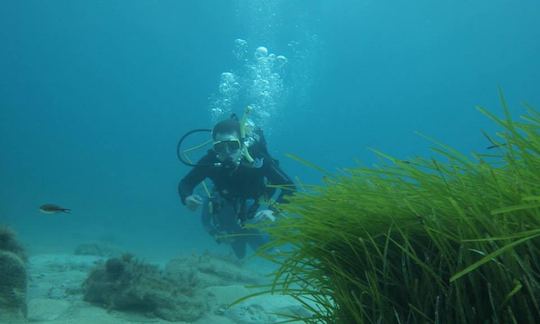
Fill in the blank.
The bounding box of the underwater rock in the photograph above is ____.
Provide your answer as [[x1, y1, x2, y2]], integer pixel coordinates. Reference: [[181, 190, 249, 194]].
[[83, 255, 208, 322], [226, 303, 277, 324], [164, 251, 263, 289], [0, 225, 26, 261], [0, 225, 27, 322]]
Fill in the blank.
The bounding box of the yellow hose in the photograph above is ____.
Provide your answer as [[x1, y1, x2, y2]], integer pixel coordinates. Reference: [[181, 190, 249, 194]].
[[240, 106, 255, 163]]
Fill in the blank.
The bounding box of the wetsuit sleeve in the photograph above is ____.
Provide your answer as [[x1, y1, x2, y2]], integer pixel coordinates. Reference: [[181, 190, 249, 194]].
[[178, 154, 213, 205], [265, 157, 296, 204]]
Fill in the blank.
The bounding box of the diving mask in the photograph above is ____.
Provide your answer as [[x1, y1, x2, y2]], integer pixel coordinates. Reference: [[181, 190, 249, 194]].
[[213, 139, 241, 155]]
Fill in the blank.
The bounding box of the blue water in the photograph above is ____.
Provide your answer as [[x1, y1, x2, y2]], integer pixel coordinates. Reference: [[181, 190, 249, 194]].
[[1, 0, 539, 259]]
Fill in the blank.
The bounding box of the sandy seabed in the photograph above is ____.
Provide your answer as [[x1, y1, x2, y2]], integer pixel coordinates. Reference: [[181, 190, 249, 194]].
[[21, 253, 307, 324]]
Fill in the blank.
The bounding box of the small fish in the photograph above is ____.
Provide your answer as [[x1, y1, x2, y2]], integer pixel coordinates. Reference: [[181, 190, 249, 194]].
[[39, 204, 71, 214]]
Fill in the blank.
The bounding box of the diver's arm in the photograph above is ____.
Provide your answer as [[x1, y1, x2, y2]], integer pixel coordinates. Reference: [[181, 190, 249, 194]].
[[178, 155, 213, 204], [178, 169, 205, 204], [265, 158, 296, 204]]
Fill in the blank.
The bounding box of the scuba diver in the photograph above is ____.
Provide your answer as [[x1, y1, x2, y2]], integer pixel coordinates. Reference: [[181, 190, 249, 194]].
[[177, 109, 295, 259]]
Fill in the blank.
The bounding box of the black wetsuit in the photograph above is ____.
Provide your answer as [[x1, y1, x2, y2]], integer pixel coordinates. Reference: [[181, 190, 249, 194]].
[[178, 141, 295, 258]]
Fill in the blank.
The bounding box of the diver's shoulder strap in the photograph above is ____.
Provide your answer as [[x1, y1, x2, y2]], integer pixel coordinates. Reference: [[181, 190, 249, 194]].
[[250, 128, 270, 156]]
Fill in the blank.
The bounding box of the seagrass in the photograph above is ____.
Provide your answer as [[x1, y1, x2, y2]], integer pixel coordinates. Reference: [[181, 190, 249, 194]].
[[256, 92, 540, 323]]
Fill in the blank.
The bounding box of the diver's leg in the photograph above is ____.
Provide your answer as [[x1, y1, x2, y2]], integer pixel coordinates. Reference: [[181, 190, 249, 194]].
[[230, 239, 247, 259], [200, 197, 217, 237], [245, 228, 270, 253]]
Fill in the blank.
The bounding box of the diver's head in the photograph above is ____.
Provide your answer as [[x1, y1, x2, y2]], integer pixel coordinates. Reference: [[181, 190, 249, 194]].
[[212, 119, 243, 167]]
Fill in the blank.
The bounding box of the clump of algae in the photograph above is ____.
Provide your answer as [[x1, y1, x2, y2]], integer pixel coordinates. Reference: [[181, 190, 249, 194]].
[[258, 92, 540, 323]]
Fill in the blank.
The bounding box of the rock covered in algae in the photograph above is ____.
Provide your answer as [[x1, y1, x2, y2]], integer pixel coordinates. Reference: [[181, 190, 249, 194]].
[[0, 226, 27, 323], [164, 251, 263, 289], [83, 253, 208, 322]]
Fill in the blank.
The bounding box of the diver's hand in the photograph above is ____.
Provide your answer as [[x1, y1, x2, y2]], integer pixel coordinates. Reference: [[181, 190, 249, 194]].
[[253, 209, 276, 223], [185, 194, 203, 211]]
